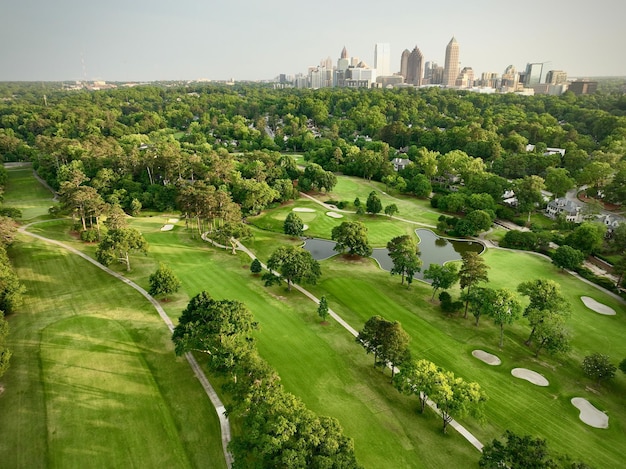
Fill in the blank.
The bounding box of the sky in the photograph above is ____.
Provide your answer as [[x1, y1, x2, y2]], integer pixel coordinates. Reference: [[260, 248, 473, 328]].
[[1, 0, 624, 82]]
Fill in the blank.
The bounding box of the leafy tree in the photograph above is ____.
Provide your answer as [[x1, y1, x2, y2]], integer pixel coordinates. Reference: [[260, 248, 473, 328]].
[[582, 353, 617, 384], [424, 263, 459, 300], [148, 263, 181, 300], [485, 288, 523, 347], [0, 311, 10, 378], [331, 221, 372, 257], [533, 314, 570, 357], [564, 222, 606, 255], [479, 431, 559, 469], [464, 286, 494, 327], [317, 295, 329, 322], [518, 279, 570, 346], [217, 222, 252, 255], [386, 235, 422, 286], [384, 203, 398, 217], [104, 204, 128, 231], [620, 358, 626, 375], [393, 359, 439, 413], [514, 175, 545, 224], [95, 227, 147, 271], [356, 315, 386, 366], [353, 197, 361, 208], [171, 291, 257, 373], [283, 211, 304, 237], [264, 245, 321, 291], [457, 210, 493, 236], [430, 370, 487, 433], [250, 258, 262, 275], [406, 173, 432, 198], [459, 252, 490, 318], [378, 320, 411, 380], [0, 251, 25, 314], [552, 245, 585, 271], [545, 167, 575, 198], [366, 191, 382, 215]]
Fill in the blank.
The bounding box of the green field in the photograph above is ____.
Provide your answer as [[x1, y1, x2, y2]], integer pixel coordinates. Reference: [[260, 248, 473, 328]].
[[2, 168, 625, 468]]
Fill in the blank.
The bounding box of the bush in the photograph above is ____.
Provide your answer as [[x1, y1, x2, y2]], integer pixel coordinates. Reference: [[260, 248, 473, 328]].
[[0, 207, 22, 219], [80, 229, 99, 242]]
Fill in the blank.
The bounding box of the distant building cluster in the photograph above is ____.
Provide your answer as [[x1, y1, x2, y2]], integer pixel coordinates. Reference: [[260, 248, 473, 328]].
[[276, 38, 598, 96]]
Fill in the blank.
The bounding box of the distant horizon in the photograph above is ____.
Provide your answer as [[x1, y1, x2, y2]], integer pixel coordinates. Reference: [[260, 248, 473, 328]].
[[2, 1, 624, 82]]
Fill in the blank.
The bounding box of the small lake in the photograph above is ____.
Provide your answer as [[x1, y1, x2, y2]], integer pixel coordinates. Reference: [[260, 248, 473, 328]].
[[302, 229, 484, 281]]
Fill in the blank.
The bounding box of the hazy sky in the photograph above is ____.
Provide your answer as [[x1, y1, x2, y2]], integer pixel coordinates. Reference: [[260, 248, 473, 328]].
[[1, 0, 624, 82]]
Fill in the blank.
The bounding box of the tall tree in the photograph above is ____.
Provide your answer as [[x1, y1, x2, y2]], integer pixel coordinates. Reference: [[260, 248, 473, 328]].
[[95, 227, 147, 271], [552, 245, 585, 271], [317, 295, 329, 322], [283, 211, 304, 237], [485, 288, 523, 347], [533, 314, 570, 358], [171, 291, 257, 374], [423, 263, 459, 300], [386, 235, 422, 286], [366, 190, 382, 215], [545, 167, 575, 198], [459, 252, 490, 318], [356, 315, 386, 366], [514, 175, 545, 224], [430, 370, 487, 434], [331, 221, 372, 257], [148, 263, 181, 300], [264, 245, 321, 291], [517, 279, 570, 346], [393, 359, 439, 413], [479, 431, 559, 469], [378, 320, 411, 380]]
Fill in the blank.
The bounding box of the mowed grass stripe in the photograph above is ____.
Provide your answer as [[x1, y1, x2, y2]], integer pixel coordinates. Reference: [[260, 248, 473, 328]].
[[41, 316, 190, 469], [4, 168, 56, 220], [128, 222, 480, 468], [1, 237, 227, 469]]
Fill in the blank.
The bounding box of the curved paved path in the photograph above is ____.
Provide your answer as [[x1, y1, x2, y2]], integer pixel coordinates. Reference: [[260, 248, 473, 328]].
[[19, 221, 234, 468], [204, 233, 484, 452]]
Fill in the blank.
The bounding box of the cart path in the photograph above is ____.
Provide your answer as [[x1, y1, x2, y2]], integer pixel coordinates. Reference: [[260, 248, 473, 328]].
[[18, 221, 233, 468], [204, 233, 484, 452]]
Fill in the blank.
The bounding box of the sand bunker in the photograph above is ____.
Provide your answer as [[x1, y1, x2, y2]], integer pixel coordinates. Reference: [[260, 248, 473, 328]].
[[326, 212, 343, 219], [160, 224, 174, 232], [293, 207, 315, 213], [571, 397, 609, 428], [581, 296, 616, 316], [167, 218, 179, 223], [511, 368, 549, 386], [302, 224, 309, 231], [472, 350, 501, 366]]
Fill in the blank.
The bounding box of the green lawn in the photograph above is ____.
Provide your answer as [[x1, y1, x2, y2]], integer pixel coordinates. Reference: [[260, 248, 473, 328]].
[[4, 169, 626, 468], [0, 230, 227, 468], [3, 167, 56, 220]]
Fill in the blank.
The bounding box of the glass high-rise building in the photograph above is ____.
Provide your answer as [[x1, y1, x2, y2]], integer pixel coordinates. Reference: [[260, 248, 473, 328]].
[[443, 36, 460, 87], [374, 43, 391, 77], [524, 63, 543, 87], [406, 46, 424, 86]]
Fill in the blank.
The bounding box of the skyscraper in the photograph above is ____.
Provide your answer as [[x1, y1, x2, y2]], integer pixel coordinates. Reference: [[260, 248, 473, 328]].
[[545, 70, 567, 85], [400, 49, 410, 81], [524, 63, 543, 87], [374, 43, 391, 77], [443, 36, 460, 87], [406, 46, 424, 86]]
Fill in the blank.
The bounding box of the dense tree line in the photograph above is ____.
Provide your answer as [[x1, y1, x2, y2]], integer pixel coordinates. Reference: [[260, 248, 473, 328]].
[[172, 291, 361, 468]]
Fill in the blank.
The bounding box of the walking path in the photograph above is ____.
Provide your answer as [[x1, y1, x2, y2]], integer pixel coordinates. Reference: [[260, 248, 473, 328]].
[[18, 221, 234, 468], [203, 232, 484, 452]]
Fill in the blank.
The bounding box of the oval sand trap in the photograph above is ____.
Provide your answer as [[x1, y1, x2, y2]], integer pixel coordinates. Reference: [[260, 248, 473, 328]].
[[293, 207, 315, 213], [511, 368, 549, 386], [326, 212, 343, 219], [302, 224, 309, 231], [571, 397, 608, 428], [161, 224, 174, 231], [167, 218, 179, 223], [472, 350, 501, 366], [580, 296, 616, 316]]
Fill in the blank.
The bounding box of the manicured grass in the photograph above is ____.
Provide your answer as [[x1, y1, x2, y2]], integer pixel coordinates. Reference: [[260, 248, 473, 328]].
[[3, 167, 57, 220], [0, 232, 227, 468]]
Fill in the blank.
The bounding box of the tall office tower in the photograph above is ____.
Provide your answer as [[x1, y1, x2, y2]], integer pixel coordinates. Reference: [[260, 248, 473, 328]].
[[374, 43, 392, 77], [406, 46, 424, 86], [400, 49, 410, 81], [341, 46, 348, 60], [545, 70, 567, 85], [321, 56, 333, 70], [456, 66, 474, 88], [501, 64, 519, 91], [443, 36, 460, 87], [524, 63, 543, 87]]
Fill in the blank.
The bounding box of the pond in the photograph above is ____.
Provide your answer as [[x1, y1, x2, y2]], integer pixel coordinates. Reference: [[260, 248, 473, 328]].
[[302, 229, 484, 281]]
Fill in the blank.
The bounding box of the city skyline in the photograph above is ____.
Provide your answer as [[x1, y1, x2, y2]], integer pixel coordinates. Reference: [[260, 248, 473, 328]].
[[1, 0, 625, 82]]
